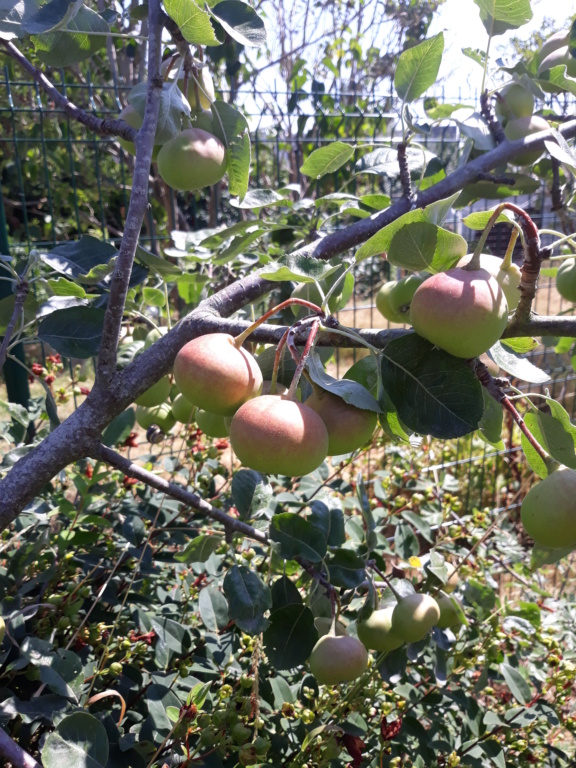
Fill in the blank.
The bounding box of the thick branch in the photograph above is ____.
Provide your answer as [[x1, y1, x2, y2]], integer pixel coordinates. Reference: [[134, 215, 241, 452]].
[[92, 445, 268, 545], [0, 41, 137, 143], [0, 727, 41, 768], [0, 281, 27, 370], [95, 0, 164, 386]]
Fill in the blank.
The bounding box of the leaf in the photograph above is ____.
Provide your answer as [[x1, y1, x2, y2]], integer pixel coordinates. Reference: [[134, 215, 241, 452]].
[[270, 513, 327, 562], [455, 174, 539, 207], [39, 235, 117, 281], [209, 0, 266, 47], [263, 604, 317, 669], [306, 352, 380, 412], [199, 587, 229, 632], [42, 712, 109, 768], [23, 0, 82, 34], [501, 337, 539, 353], [489, 342, 550, 384], [309, 500, 345, 547], [355, 146, 436, 178], [387, 221, 466, 273], [462, 47, 486, 67], [523, 401, 576, 470], [270, 575, 302, 611], [380, 335, 484, 439], [33, 6, 109, 67], [473, 0, 533, 37], [164, 0, 220, 45], [500, 663, 532, 705], [259, 253, 335, 283], [326, 549, 366, 588], [451, 109, 495, 150], [47, 278, 87, 298], [0, 0, 38, 40], [231, 469, 273, 520], [135, 246, 182, 278], [300, 142, 355, 179], [230, 188, 286, 209], [38, 306, 105, 358], [101, 408, 135, 447], [223, 565, 271, 634], [478, 388, 504, 447], [395, 523, 420, 560], [142, 287, 166, 308], [210, 100, 251, 199], [175, 534, 223, 563], [462, 209, 515, 230], [128, 82, 190, 145], [394, 33, 444, 102]]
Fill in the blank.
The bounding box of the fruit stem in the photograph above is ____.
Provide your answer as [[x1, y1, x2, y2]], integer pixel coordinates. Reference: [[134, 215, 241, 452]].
[[368, 562, 403, 602], [469, 203, 508, 269], [233, 298, 323, 348], [501, 228, 519, 271], [270, 327, 291, 395], [322, 262, 354, 313], [287, 319, 320, 401]]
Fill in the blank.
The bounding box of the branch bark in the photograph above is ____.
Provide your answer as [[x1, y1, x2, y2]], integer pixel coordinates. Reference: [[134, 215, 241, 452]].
[[0, 727, 42, 768]]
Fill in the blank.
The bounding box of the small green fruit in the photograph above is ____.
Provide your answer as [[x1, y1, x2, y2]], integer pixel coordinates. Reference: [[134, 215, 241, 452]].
[[494, 84, 534, 124], [538, 30, 570, 66], [457, 253, 521, 310], [157, 128, 227, 191], [521, 466, 576, 549], [187, 68, 216, 110], [135, 376, 172, 407], [171, 393, 196, 423], [538, 46, 576, 78], [376, 275, 427, 324], [117, 105, 161, 160], [436, 594, 465, 630], [391, 594, 440, 643], [314, 616, 348, 637], [174, 333, 263, 416], [410, 267, 508, 358], [231, 723, 252, 744], [556, 257, 576, 302], [230, 396, 328, 476], [144, 327, 168, 349], [196, 409, 229, 438], [357, 607, 404, 652], [189, 109, 215, 133], [135, 403, 176, 433], [304, 389, 377, 455], [504, 116, 550, 166], [309, 635, 368, 685]]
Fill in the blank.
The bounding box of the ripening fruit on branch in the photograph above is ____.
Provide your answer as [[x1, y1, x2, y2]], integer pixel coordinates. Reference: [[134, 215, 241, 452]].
[[520, 466, 576, 549], [309, 635, 368, 685], [230, 395, 329, 476], [391, 593, 441, 643], [538, 30, 570, 66], [556, 257, 576, 302], [376, 274, 427, 324], [457, 253, 521, 310], [409, 267, 508, 358], [504, 116, 550, 166], [173, 333, 263, 416], [135, 403, 176, 433], [357, 607, 404, 652], [196, 410, 229, 438], [436, 594, 465, 630], [117, 105, 161, 160], [171, 393, 196, 424], [314, 616, 348, 637], [305, 389, 377, 455], [494, 84, 535, 124], [157, 128, 227, 191], [538, 46, 576, 78], [135, 376, 172, 407]]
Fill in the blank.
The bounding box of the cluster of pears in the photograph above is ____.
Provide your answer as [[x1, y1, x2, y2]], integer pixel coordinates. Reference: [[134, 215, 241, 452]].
[[521, 464, 576, 551], [118, 55, 227, 192], [309, 566, 464, 685], [171, 332, 378, 476]]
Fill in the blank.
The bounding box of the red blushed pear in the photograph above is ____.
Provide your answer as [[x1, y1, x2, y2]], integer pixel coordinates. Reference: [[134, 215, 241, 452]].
[[229, 395, 329, 476], [305, 388, 377, 455], [174, 333, 263, 417], [409, 262, 508, 359]]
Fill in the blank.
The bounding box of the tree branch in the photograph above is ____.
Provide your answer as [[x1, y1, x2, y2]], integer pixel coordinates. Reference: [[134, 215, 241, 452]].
[[92, 444, 269, 545], [0, 726, 42, 768], [0, 40, 137, 143]]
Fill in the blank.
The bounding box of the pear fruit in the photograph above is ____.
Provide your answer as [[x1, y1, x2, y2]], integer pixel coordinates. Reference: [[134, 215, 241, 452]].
[[161, 57, 215, 109], [520, 466, 576, 549], [538, 30, 570, 66], [117, 105, 161, 160], [135, 375, 172, 407], [196, 409, 229, 438], [357, 607, 404, 652], [314, 617, 348, 637], [538, 46, 576, 78], [157, 128, 227, 191], [309, 635, 368, 685], [556, 257, 576, 302], [304, 389, 377, 455], [135, 403, 176, 433], [376, 274, 427, 324], [494, 84, 534, 124], [171, 393, 196, 424], [391, 594, 440, 643], [144, 327, 168, 349], [504, 116, 550, 166], [174, 333, 263, 417], [436, 595, 465, 630], [410, 267, 508, 358], [230, 395, 329, 476], [457, 253, 521, 310]]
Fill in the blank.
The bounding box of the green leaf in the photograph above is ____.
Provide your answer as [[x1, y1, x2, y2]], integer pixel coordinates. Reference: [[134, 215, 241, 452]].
[[523, 401, 576, 470], [223, 565, 271, 634], [209, 0, 266, 47], [136, 246, 183, 278], [198, 587, 229, 631], [300, 141, 355, 179], [500, 663, 532, 705], [489, 342, 550, 384], [128, 82, 190, 144], [164, 0, 220, 45], [270, 513, 327, 562], [462, 47, 486, 68], [355, 146, 436, 178], [259, 253, 335, 283], [326, 549, 366, 588], [175, 534, 223, 563], [501, 337, 539, 353], [462, 209, 515, 230], [387, 221, 467, 273], [263, 604, 317, 669], [380, 335, 484, 439], [42, 712, 109, 768], [101, 408, 135, 447], [0, 0, 38, 41], [309, 500, 345, 547], [256, 344, 333, 389], [456, 174, 539, 207], [306, 352, 380, 412], [142, 287, 166, 307], [394, 33, 444, 102], [23, 0, 82, 34], [473, 0, 532, 37], [211, 100, 251, 199], [40, 235, 117, 281], [271, 575, 302, 610], [38, 306, 105, 358], [33, 6, 109, 67], [230, 188, 286, 209], [478, 388, 504, 448], [47, 278, 87, 298], [395, 523, 420, 560]]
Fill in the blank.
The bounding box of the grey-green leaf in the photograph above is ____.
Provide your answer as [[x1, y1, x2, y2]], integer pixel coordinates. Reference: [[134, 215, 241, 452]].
[[209, 0, 266, 47], [394, 33, 444, 102], [270, 513, 327, 562], [199, 587, 229, 631], [500, 663, 532, 705], [211, 100, 251, 199], [42, 712, 109, 768], [300, 142, 355, 179], [175, 534, 223, 563], [164, 0, 220, 45], [263, 605, 317, 670], [223, 565, 271, 634], [474, 0, 533, 37], [38, 307, 105, 359], [33, 6, 109, 67], [489, 342, 550, 384]]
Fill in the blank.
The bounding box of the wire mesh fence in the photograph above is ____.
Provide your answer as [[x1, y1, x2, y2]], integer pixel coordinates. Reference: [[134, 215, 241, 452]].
[[1, 69, 576, 517]]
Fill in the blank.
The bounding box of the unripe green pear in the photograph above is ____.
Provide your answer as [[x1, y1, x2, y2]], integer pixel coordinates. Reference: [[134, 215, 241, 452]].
[[189, 109, 215, 133], [135, 403, 176, 433], [304, 389, 377, 455], [457, 253, 521, 310], [391, 593, 441, 643], [504, 116, 550, 166], [230, 395, 329, 476], [410, 267, 508, 358], [290, 282, 330, 316], [309, 635, 368, 685], [436, 594, 465, 630], [117, 105, 161, 160], [376, 275, 427, 324], [135, 375, 172, 407], [187, 68, 215, 109], [196, 409, 229, 438], [538, 30, 570, 65], [144, 327, 168, 349], [314, 616, 348, 637], [538, 46, 576, 78], [173, 333, 263, 416], [357, 607, 404, 652], [556, 257, 576, 302], [494, 84, 534, 124], [157, 128, 227, 191], [521, 466, 576, 549], [171, 393, 196, 423], [443, 562, 459, 593]]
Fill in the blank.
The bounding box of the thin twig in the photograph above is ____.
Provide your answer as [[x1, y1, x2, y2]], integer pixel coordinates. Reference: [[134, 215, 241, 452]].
[[480, 89, 506, 145], [0, 281, 27, 370], [397, 141, 413, 200]]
